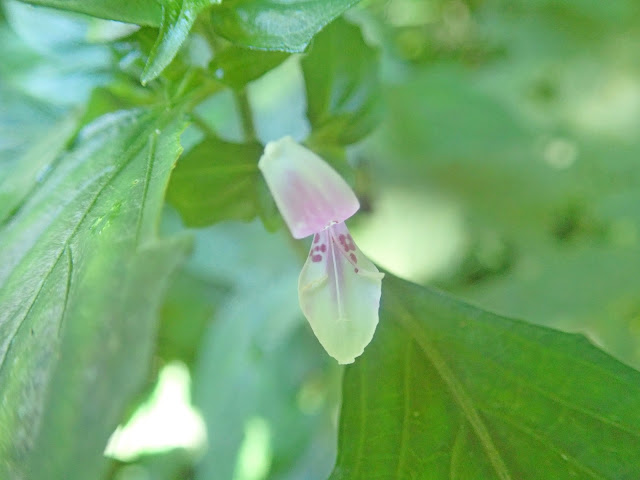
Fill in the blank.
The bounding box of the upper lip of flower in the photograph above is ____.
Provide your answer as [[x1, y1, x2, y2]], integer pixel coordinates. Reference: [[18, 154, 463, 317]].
[[258, 136, 360, 239]]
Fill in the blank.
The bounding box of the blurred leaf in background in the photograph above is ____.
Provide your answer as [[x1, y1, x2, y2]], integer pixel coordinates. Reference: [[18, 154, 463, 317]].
[[357, 0, 640, 369]]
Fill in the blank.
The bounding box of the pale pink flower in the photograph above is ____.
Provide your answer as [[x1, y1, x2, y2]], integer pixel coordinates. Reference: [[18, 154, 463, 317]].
[[259, 137, 383, 364]]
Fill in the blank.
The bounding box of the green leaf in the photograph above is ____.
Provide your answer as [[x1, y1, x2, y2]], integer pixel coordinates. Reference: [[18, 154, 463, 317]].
[[166, 136, 262, 227], [211, 45, 288, 89], [141, 0, 213, 84], [19, 0, 162, 26], [302, 18, 380, 145], [0, 109, 190, 479], [210, 0, 360, 52], [0, 112, 79, 225], [189, 222, 338, 480], [157, 269, 225, 369], [332, 275, 640, 479]]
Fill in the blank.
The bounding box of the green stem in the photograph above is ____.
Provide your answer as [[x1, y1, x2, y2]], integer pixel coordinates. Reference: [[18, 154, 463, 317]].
[[190, 114, 221, 140], [234, 89, 257, 142]]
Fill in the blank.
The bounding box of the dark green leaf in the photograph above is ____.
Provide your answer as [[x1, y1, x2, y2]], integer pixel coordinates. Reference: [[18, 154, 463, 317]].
[[0, 109, 190, 479], [210, 0, 360, 52], [211, 45, 288, 89], [167, 136, 262, 227], [302, 18, 380, 145], [19, 0, 162, 26], [332, 275, 640, 479]]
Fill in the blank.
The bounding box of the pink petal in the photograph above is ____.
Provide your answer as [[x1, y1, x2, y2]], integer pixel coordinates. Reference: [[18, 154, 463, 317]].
[[258, 137, 360, 239]]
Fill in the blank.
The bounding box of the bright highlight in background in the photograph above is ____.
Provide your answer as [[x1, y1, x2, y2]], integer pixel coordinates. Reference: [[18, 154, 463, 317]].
[[105, 362, 206, 461], [355, 187, 466, 283], [234, 417, 272, 480]]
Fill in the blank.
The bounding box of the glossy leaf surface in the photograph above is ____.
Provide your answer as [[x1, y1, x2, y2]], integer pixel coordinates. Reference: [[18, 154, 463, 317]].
[[210, 0, 359, 52]]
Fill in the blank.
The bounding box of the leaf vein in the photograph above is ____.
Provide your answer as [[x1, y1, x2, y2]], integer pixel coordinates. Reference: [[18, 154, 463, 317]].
[[393, 301, 513, 480]]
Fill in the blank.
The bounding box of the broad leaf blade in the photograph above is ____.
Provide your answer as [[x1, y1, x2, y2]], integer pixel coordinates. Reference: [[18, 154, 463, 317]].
[[302, 18, 380, 145], [332, 275, 640, 479], [210, 0, 360, 52], [166, 137, 262, 227], [0, 109, 190, 479], [19, 0, 162, 26]]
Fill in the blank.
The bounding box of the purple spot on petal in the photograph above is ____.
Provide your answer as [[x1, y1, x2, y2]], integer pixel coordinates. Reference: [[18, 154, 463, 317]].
[[312, 254, 322, 263], [320, 244, 327, 252], [354, 268, 359, 273], [314, 234, 320, 243], [350, 253, 357, 263]]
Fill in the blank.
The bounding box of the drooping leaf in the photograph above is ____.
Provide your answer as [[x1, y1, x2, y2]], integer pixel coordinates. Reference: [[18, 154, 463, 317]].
[[331, 275, 640, 479], [210, 45, 288, 89], [18, 0, 162, 27], [0, 109, 190, 480], [141, 0, 214, 84], [210, 0, 360, 52], [302, 18, 380, 145], [167, 136, 262, 227]]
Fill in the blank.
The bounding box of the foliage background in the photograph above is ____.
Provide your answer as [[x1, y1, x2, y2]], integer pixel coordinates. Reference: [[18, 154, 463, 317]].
[[1, 0, 640, 479]]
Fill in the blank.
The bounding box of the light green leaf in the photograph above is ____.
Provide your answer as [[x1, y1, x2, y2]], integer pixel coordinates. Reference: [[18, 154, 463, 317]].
[[157, 269, 225, 369], [18, 0, 162, 26], [331, 275, 640, 479], [371, 63, 640, 367], [189, 221, 338, 480], [302, 18, 380, 145], [141, 0, 214, 84], [210, 0, 360, 52], [0, 109, 190, 479], [0, 112, 79, 225], [166, 136, 262, 227]]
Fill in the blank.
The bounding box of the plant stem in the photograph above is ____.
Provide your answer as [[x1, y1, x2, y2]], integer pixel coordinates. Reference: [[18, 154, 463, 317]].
[[234, 89, 257, 142], [190, 113, 221, 140]]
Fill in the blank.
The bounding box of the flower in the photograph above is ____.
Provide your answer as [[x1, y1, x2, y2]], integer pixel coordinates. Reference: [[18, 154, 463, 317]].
[[258, 136, 360, 239], [259, 137, 383, 364]]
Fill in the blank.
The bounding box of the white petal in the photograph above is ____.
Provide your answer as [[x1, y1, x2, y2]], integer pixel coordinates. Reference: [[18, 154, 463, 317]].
[[258, 137, 360, 239], [298, 223, 383, 364]]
